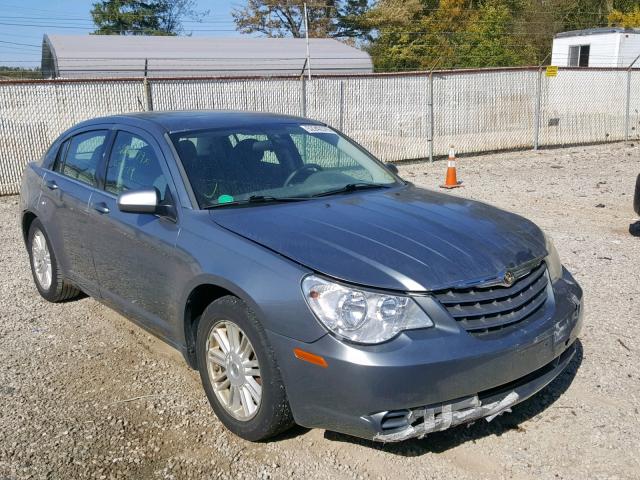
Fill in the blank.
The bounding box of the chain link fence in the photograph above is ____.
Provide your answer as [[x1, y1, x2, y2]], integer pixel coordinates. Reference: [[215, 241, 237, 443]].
[[433, 68, 538, 156], [539, 69, 628, 146], [1, 67, 638, 195], [0, 80, 144, 195]]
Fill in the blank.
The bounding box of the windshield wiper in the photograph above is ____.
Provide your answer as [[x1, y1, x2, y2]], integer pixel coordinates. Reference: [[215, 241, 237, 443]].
[[247, 195, 310, 203], [203, 195, 309, 209], [311, 183, 391, 198]]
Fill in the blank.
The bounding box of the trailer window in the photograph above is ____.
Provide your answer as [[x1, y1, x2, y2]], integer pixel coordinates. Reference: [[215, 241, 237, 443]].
[[569, 45, 589, 67]]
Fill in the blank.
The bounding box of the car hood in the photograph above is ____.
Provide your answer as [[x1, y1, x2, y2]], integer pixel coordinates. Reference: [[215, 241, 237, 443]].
[[210, 185, 547, 292]]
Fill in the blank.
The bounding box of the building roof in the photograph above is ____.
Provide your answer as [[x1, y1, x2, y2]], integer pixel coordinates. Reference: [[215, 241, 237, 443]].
[[555, 27, 640, 39], [41, 34, 373, 79]]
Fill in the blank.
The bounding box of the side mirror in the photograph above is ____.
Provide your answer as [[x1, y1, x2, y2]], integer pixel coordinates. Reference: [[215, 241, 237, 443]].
[[117, 188, 159, 214], [385, 162, 399, 175]]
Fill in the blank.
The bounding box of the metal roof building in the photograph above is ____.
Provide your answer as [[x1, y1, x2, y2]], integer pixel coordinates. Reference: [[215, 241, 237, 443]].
[[41, 35, 373, 79]]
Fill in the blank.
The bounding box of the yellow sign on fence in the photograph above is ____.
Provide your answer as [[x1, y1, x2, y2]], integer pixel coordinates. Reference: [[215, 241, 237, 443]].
[[545, 66, 558, 77]]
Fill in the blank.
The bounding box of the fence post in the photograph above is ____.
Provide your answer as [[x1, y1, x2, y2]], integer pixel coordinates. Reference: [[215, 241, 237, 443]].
[[625, 69, 632, 141], [428, 71, 434, 162], [300, 75, 307, 118], [533, 67, 543, 150], [143, 58, 153, 111], [625, 54, 640, 141], [339, 80, 344, 131]]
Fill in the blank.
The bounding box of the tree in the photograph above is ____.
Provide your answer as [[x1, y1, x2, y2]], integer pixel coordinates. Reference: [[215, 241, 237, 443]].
[[458, 0, 537, 68], [231, 0, 370, 38], [0, 66, 41, 80], [232, 0, 640, 71], [361, 0, 477, 70], [608, 6, 640, 27], [361, 0, 640, 71], [91, 0, 206, 35]]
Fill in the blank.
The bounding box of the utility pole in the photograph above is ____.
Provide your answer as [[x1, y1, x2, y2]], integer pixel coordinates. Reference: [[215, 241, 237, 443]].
[[304, 2, 312, 80]]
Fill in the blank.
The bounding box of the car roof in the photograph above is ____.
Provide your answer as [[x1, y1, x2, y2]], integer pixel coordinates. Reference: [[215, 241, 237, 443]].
[[73, 110, 324, 134]]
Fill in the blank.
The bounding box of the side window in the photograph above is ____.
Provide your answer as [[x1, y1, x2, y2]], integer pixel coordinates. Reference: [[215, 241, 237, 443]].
[[105, 131, 168, 201], [59, 131, 108, 186]]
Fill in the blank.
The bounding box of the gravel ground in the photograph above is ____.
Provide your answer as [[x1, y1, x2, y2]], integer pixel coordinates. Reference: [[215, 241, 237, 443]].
[[1, 141, 639, 480]]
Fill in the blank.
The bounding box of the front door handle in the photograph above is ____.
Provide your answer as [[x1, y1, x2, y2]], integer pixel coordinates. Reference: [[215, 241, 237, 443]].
[[92, 202, 110, 214], [45, 180, 58, 191]]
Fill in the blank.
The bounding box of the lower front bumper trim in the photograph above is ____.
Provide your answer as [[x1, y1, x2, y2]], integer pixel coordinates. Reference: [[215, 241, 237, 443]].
[[372, 342, 576, 442], [373, 391, 520, 442]]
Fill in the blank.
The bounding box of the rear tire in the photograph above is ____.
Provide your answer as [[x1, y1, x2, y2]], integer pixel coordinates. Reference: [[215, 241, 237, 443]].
[[27, 218, 81, 302], [196, 296, 294, 441]]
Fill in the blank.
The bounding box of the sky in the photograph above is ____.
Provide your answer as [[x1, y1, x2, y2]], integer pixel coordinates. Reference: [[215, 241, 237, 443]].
[[0, 0, 242, 67]]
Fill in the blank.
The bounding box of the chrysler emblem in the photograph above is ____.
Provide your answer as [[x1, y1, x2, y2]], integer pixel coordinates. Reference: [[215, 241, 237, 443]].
[[503, 271, 516, 286]]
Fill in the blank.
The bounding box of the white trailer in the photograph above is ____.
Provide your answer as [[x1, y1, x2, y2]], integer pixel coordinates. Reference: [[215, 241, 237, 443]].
[[551, 27, 640, 68]]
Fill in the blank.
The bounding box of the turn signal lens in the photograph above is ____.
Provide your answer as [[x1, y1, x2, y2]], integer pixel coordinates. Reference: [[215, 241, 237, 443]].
[[293, 348, 328, 368]]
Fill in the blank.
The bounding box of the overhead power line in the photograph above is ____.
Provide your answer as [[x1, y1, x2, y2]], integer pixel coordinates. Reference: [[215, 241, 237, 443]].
[[0, 47, 41, 54], [0, 13, 616, 27], [0, 15, 236, 24], [0, 39, 40, 48]]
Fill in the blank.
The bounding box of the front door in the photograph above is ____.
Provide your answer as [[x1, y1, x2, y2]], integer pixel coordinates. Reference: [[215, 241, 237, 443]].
[[88, 128, 183, 341]]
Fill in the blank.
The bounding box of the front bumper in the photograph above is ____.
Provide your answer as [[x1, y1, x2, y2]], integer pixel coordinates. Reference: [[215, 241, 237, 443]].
[[268, 268, 583, 441]]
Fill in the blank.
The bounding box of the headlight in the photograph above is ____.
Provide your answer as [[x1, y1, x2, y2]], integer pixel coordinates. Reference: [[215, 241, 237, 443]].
[[301, 275, 433, 344], [544, 233, 562, 282]]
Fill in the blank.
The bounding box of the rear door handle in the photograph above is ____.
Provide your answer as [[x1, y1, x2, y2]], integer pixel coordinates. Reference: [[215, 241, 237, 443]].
[[92, 202, 110, 214], [45, 180, 58, 191]]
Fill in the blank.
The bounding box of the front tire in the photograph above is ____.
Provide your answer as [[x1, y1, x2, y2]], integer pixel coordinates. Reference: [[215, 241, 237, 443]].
[[27, 218, 80, 302], [196, 296, 294, 441]]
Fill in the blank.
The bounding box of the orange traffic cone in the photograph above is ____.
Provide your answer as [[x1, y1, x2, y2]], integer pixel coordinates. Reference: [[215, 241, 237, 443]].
[[440, 147, 462, 189]]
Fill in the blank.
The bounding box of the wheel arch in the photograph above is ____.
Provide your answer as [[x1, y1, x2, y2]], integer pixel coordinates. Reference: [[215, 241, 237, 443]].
[[21, 210, 38, 244], [182, 280, 258, 369]]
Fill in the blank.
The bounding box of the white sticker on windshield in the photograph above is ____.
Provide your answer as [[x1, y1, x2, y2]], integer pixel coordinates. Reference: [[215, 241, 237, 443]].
[[300, 124, 336, 134]]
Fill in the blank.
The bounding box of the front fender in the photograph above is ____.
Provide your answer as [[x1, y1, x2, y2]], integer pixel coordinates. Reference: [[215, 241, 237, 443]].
[[175, 213, 328, 345]]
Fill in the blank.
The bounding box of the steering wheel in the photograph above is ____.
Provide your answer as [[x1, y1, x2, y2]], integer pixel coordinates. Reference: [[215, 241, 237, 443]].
[[284, 164, 323, 186]]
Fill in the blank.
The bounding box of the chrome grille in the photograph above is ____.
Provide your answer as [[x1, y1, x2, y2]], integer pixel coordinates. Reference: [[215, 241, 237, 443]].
[[434, 262, 549, 334]]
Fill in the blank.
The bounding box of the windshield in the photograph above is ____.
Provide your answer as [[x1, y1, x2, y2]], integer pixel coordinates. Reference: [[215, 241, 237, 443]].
[[169, 123, 399, 208]]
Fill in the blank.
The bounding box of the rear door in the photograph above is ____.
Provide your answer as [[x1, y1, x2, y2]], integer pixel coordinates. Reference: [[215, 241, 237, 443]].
[[39, 128, 111, 295], [88, 127, 183, 340]]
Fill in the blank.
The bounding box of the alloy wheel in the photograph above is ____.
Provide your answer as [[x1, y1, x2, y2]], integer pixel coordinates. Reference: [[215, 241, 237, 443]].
[[32, 230, 52, 290], [206, 320, 262, 421]]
